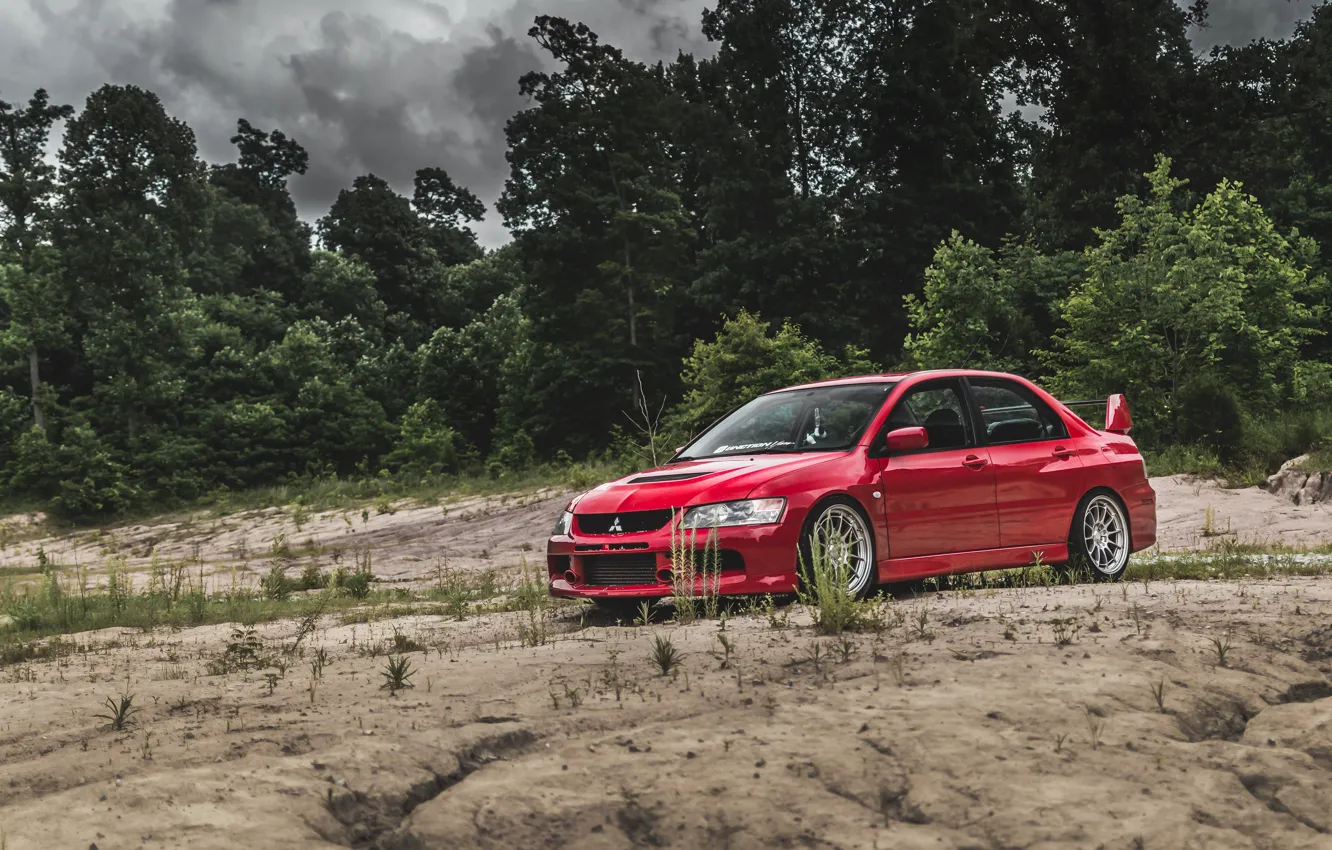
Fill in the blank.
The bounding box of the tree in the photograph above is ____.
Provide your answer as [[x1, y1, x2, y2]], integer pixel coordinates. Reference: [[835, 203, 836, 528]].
[[54, 84, 208, 441], [1020, 0, 1208, 249], [0, 89, 74, 429], [499, 17, 698, 452], [671, 309, 876, 434], [1045, 156, 1327, 444], [904, 233, 1081, 373], [208, 119, 313, 301], [412, 166, 485, 267], [319, 174, 442, 345]]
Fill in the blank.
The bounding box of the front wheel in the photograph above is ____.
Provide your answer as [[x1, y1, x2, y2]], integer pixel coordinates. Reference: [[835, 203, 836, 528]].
[[799, 498, 877, 600], [1071, 491, 1131, 581]]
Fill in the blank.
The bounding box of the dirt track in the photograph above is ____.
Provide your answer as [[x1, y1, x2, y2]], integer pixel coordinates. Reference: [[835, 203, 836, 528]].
[[3, 577, 1332, 848], [2, 476, 1330, 595]]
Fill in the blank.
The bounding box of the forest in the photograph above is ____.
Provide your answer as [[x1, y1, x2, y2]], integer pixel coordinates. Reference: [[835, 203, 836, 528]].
[[2, 0, 1332, 522]]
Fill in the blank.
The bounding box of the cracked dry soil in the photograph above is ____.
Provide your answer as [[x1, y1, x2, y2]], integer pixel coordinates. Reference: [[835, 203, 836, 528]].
[[3, 577, 1332, 849]]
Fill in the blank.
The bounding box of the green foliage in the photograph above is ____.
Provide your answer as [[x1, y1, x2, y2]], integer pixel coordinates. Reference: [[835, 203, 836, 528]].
[[1046, 156, 1328, 447], [9, 10, 1332, 516], [905, 235, 1081, 373], [382, 399, 463, 477], [672, 310, 877, 435]]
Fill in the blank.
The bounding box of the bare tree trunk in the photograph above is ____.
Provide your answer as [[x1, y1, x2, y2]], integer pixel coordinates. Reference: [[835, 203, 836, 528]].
[[27, 343, 45, 431]]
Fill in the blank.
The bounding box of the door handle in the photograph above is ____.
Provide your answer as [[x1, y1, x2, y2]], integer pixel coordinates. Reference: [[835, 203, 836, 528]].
[[1052, 447, 1075, 459], [962, 455, 989, 470]]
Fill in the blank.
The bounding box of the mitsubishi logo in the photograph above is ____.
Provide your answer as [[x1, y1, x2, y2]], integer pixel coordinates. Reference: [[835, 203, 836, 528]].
[[608, 516, 624, 533]]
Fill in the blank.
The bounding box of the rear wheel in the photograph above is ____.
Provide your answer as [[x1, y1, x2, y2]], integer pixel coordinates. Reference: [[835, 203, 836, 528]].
[[1071, 491, 1130, 581], [799, 497, 876, 599]]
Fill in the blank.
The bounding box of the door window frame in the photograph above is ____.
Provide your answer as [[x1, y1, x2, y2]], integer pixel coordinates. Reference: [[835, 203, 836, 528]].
[[873, 377, 980, 457], [962, 377, 1068, 447]]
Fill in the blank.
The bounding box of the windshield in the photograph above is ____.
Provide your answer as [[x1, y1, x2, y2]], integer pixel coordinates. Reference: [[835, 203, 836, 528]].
[[676, 383, 895, 460]]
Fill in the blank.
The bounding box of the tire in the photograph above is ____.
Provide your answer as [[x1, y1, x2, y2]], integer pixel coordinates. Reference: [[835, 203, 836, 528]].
[[799, 496, 877, 600], [1070, 490, 1131, 581]]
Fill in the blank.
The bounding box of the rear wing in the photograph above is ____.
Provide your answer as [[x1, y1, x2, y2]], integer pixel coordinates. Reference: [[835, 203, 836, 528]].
[[1059, 394, 1132, 435]]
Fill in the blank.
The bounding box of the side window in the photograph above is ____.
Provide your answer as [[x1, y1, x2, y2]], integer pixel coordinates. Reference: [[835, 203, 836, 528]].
[[885, 381, 975, 450], [969, 379, 1068, 444]]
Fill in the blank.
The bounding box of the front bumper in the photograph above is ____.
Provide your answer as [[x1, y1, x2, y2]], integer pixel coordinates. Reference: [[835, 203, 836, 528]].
[[546, 520, 801, 599]]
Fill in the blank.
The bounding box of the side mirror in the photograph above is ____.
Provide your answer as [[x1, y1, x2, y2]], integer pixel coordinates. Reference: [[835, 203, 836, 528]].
[[1105, 394, 1132, 434], [885, 426, 929, 453]]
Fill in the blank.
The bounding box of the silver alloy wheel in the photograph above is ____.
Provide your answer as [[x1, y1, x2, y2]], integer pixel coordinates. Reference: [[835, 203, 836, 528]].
[[811, 504, 874, 597], [1082, 494, 1129, 576]]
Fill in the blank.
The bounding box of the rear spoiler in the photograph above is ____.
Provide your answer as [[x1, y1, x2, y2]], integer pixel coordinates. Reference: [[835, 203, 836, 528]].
[[1059, 394, 1133, 435]]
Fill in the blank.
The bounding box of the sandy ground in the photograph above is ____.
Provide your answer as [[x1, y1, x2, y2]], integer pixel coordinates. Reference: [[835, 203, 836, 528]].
[[2, 578, 1332, 848], [2, 475, 1329, 596], [0, 487, 571, 590]]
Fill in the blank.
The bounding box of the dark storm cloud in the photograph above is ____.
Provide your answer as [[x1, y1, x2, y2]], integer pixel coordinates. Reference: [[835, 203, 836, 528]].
[[0, 0, 711, 247]]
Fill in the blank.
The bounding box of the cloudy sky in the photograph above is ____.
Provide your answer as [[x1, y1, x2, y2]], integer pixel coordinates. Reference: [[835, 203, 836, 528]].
[[0, 0, 1319, 248]]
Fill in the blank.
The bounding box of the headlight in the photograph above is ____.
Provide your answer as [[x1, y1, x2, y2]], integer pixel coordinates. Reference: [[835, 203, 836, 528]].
[[680, 498, 786, 530], [552, 511, 573, 536]]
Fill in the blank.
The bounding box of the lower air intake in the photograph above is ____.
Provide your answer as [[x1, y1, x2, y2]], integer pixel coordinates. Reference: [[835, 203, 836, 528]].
[[582, 553, 659, 586]]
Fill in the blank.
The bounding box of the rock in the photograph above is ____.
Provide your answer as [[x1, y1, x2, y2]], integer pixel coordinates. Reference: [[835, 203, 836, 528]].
[[1296, 472, 1323, 506], [1264, 455, 1332, 505]]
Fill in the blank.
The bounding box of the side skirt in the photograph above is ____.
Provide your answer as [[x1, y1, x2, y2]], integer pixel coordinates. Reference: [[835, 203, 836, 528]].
[[879, 543, 1070, 583]]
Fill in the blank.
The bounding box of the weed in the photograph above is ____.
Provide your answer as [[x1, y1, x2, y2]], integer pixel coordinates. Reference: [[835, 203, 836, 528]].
[[1149, 679, 1167, 713], [834, 634, 858, 664], [803, 641, 828, 675], [1085, 708, 1105, 750], [1054, 732, 1068, 753], [263, 671, 281, 696], [1210, 632, 1233, 667], [1050, 617, 1081, 645], [713, 633, 737, 670], [634, 600, 654, 626], [759, 594, 789, 631], [515, 554, 551, 647], [601, 647, 630, 701], [390, 626, 424, 654], [95, 692, 139, 731], [381, 655, 416, 695], [310, 647, 329, 680], [797, 530, 866, 635], [908, 605, 934, 642], [668, 515, 721, 624], [650, 634, 681, 676]]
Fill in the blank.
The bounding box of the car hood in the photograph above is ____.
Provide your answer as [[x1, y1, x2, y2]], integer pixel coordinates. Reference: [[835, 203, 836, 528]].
[[571, 453, 841, 514]]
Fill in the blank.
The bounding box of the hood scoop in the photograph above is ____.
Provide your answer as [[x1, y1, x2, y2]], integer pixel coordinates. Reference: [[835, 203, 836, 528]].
[[627, 471, 710, 484]]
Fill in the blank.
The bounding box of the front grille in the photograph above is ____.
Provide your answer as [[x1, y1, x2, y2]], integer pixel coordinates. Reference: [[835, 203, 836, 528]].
[[582, 553, 659, 586], [576, 510, 674, 535]]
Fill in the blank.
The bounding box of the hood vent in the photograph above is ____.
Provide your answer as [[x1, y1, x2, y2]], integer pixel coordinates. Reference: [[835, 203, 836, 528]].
[[627, 471, 709, 484]]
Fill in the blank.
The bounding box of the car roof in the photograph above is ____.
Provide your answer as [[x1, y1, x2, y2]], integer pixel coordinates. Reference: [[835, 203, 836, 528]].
[[770, 369, 1021, 394]]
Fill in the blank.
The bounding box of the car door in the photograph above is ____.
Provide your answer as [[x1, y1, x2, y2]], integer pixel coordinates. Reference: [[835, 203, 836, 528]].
[[966, 376, 1087, 549], [876, 378, 999, 558]]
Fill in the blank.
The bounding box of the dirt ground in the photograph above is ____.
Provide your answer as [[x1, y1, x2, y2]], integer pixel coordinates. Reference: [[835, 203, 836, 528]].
[[3, 576, 1332, 848], [2, 474, 1330, 597]]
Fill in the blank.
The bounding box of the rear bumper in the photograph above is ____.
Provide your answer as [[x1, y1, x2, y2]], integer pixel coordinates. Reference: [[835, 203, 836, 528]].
[[546, 521, 801, 599], [1121, 480, 1157, 552]]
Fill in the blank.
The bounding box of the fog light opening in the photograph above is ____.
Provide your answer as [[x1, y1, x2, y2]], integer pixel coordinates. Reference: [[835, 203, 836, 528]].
[[655, 568, 673, 584], [563, 569, 578, 585]]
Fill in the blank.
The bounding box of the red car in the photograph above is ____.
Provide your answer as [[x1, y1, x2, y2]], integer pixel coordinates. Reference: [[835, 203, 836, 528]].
[[547, 370, 1155, 606]]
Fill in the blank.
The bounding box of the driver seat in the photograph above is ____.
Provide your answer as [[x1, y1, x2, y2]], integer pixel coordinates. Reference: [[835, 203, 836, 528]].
[[923, 408, 966, 449]]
